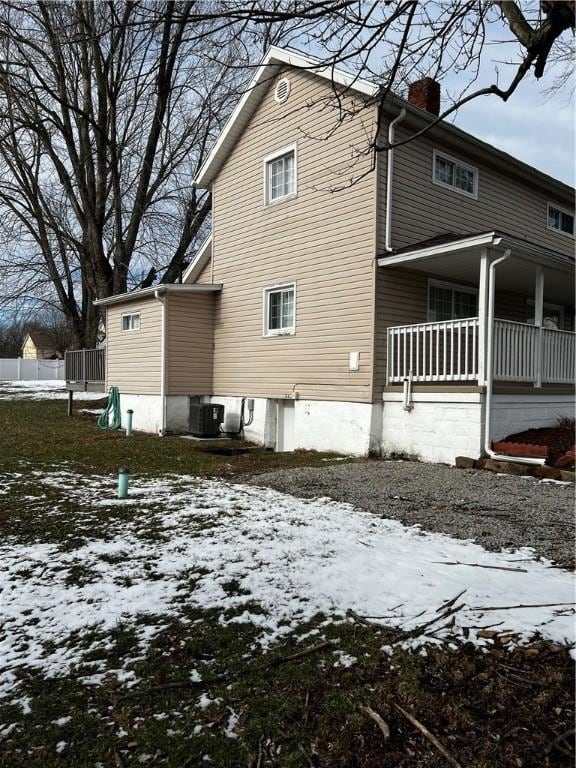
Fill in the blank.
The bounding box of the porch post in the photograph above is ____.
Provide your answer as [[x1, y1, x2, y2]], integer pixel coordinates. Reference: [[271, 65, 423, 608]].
[[477, 248, 490, 385], [534, 265, 544, 388]]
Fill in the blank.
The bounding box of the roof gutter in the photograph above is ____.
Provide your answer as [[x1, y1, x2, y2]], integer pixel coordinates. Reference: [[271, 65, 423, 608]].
[[154, 289, 167, 437], [384, 108, 406, 252], [378, 233, 502, 266], [93, 283, 222, 308]]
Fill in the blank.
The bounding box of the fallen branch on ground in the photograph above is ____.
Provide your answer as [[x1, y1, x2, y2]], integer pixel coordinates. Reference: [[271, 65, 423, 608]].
[[469, 602, 576, 612], [433, 561, 528, 573], [436, 590, 467, 613], [118, 640, 335, 699], [267, 639, 334, 668], [359, 704, 390, 741], [392, 701, 463, 768]]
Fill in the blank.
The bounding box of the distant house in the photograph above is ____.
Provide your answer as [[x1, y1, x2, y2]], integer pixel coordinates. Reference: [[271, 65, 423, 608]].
[[22, 331, 63, 360], [80, 46, 574, 463]]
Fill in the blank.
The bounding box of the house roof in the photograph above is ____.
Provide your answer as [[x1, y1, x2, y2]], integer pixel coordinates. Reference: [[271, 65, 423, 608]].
[[26, 330, 57, 349], [93, 283, 222, 308], [377, 230, 575, 272], [194, 46, 572, 201], [378, 231, 575, 306]]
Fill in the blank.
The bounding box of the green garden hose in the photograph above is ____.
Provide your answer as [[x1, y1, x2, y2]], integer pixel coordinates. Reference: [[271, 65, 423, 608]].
[[97, 386, 122, 430]]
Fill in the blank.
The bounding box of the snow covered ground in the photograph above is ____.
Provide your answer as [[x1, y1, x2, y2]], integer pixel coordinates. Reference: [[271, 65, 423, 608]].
[[0, 380, 105, 401], [1, 470, 574, 711]]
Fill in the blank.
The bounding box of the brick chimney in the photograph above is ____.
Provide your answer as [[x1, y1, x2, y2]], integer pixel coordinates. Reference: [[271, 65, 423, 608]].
[[408, 77, 441, 116]]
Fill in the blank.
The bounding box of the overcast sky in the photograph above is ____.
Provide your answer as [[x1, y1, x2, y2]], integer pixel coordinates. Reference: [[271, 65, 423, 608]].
[[443, 69, 574, 188]]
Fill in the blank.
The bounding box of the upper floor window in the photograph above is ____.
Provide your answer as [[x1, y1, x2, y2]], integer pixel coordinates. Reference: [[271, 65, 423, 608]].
[[433, 150, 478, 199], [264, 145, 296, 205], [428, 280, 478, 322], [263, 283, 295, 336], [121, 312, 140, 331], [547, 203, 574, 237]]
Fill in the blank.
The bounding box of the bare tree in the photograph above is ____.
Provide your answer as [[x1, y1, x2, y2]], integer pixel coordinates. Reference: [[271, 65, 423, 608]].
[[0, 1, 572, 348], [0, 2, 248, 346]]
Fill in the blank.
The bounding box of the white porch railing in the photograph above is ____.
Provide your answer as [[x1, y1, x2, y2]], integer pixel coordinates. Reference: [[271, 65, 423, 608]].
[[493, 319, 575, 384], [387, 317, 479, 383], [387, 317, 575, 385]]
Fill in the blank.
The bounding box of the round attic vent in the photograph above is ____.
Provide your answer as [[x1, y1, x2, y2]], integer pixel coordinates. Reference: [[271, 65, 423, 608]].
[[274, 77, 291, 104]]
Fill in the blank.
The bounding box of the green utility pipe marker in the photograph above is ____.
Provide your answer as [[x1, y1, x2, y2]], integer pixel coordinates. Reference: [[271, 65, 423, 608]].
[[118, 466, 130, 499], [126, 409, 134, 437], [97, 386, 122, 430]]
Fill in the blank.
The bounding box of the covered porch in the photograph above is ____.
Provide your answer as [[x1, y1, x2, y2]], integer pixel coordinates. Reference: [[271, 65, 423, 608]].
[[378, 232, 575, 390]]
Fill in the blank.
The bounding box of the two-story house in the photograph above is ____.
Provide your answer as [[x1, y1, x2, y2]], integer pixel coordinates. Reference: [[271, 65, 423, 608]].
[[86, 46, 575, 464]]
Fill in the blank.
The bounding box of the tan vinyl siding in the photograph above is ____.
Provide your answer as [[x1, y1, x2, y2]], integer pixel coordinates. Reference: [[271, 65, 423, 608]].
[[209, 69, 375, 403], [106, 297, 162, 395], [166, 293, 214, 395], [195, 259, 213, 284], [377, 122, 574, 257], [374, 269, 428, 392]]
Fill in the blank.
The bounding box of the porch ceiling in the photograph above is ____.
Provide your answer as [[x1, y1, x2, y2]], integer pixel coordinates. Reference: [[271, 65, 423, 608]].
[[378, 231, 575, 305]]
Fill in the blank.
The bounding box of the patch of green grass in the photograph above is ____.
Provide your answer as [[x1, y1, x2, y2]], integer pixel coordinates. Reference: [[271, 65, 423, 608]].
[[0, 399, 343, 477], [2, 610, 573, 767], [1, 399, 574, 767]]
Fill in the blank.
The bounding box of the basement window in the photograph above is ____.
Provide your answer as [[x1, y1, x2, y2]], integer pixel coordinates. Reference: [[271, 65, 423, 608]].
[[264, 145, 297, 205], [547, 203, 574, 236], [263, 284, 295, 336], [433, 150, 478, 198], [121, 312, 140, 331]]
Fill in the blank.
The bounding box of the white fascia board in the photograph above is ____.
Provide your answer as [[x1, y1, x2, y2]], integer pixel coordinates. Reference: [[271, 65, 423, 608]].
[[377, 232, 575, 274], [377, 233, 501, 267], [93, 283, 222, 307], [194, 46, 377, 189], [182, 235, 212, 283]]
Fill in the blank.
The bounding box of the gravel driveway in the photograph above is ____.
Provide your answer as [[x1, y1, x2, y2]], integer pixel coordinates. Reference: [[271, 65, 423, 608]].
[[248, 460, 575, 569]]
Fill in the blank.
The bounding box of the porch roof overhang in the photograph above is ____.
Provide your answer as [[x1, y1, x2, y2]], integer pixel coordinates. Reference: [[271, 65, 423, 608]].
[[93, 283, 222, 308], [377, 231, 575, 305]]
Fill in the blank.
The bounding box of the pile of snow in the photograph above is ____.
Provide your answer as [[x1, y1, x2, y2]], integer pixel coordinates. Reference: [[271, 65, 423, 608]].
[[1, 471, 574, 708], [0, 380, 105, 401]]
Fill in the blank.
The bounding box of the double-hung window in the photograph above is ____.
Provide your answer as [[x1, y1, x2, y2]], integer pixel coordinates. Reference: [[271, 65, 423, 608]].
[[547, 204, 574, 236], [428, 281, 478, 322], [433, 150, 478, 198], [263, 284, 295, 336], [264, 145, 296, 204], [121, 312, 140, 331]]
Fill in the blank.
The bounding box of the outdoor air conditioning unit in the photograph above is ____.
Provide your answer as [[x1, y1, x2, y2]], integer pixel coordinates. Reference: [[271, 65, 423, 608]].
[[189, 402, 224, 438]]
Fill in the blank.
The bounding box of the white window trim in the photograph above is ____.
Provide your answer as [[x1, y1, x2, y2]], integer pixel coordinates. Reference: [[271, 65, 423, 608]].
[[121, 312, 141, 332], [263, 143, 298, 207], [546, 202, 575, 238], [262, 282, 296, 337], [427, 279, 478, 322], [432, 149, 478, 200]]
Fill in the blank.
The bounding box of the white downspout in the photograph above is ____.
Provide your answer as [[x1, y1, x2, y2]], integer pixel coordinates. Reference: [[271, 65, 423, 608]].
[[154, 289, 167, 436], [483, 250, 545, 466], [384, 108, 406, 252]]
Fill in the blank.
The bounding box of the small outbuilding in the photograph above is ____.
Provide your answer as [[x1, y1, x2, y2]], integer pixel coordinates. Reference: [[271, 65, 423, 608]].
[[21, 330, 64, 360]]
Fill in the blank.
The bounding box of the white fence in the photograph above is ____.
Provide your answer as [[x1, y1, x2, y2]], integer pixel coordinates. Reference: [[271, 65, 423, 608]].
[[0, 358, 65, 381]]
